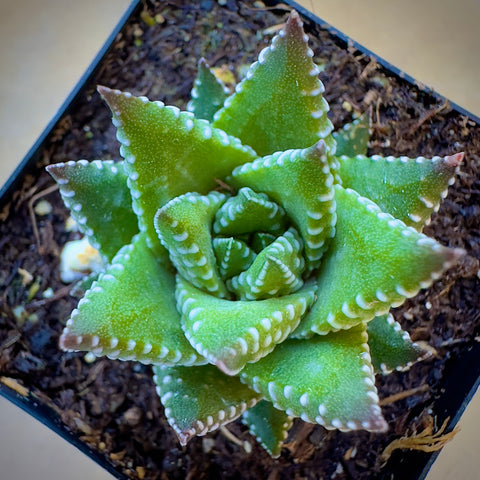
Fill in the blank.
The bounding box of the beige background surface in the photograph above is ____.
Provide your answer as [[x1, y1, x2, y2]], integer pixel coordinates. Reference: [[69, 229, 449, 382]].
[[0, 0, 478, 478]]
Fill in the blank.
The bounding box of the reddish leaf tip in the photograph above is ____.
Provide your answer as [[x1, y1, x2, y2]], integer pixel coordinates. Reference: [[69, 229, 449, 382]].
[[286, 9, 301, 24], [96, 84, 111, 97], [444, 151, 464, 168], [58, 332, 79, 351], [97, 85, 123, 106], [285, 10, 304, 34], [97, 85, 127, 116], [447, 247, 467, 266], [59, 332, 100, 352], [368, 413, 389, 433], [45, 163, 65, 180], [306, 139, 327, 158], [177, 431, 192, 447]]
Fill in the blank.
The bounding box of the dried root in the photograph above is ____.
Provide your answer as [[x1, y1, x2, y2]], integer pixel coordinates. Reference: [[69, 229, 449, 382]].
[[380, 415, 459, 464]]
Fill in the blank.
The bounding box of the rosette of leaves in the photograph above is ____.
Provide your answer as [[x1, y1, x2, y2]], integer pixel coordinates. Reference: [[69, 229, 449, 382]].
[[47, 12, 464, 457]]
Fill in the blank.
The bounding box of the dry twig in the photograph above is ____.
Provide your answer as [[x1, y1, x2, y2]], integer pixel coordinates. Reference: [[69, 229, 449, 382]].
[[220, 426, 252, 453], [27, 184, 58, 253], [406, 101, 450, 135], [379, 384, 429, 406]]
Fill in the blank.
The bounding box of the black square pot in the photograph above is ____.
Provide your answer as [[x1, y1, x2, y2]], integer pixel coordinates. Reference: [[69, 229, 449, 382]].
[[1, 1, 479, 479]]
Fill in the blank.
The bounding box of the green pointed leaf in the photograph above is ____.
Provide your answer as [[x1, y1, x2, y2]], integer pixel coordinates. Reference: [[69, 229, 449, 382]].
[[59, 234, 205, 366], [227, 228, 305, 300], [333, 113, 370, 157], [367, 314, 432, 374], [293, 185, 463, 338], [176, 276, 316, 375], [240, 325, 388, 432], [187, 58, 229, 122], [230, 141, 335, 269], [337, 152, 463, 228], [47, 160, 138, 260], [155, 191, 229, 298], [98, 86, 257, 251], [153, 364, 260, 445], [70, 271, 102, 298], [213, 187, 287, 236], [213, 11, 334, 156], [213, 237, 256, 279], [242, 400, 293, 458], [251, 232, 276, 252]]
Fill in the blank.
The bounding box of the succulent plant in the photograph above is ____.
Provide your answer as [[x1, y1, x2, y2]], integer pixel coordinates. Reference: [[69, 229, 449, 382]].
[[47, 11, 464, 457]]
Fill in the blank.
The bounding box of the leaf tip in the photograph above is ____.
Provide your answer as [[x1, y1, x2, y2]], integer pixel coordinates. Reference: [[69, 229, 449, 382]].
[[177, 431, 192, 447], [443, 246, 466, 270], [215, 358, 241, 377], [45, 162, 65, 181], [306, 139, 327, 159], [368, 412, 389, 433], [286, 10, 302, 29], [97, 85, 127, 116], [96, 84, 112, 98], [444, 151, 464, 168], [58, 330, 80, 351]]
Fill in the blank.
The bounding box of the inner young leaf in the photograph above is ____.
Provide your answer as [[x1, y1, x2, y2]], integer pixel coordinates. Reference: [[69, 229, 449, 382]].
[[213, 237, 256, 280], [155, 191, 229, 298], [176, 276, 316, 375], [227, 228, 305, 300], [213, 187, 287, 236], [230, 141, 336, 270]]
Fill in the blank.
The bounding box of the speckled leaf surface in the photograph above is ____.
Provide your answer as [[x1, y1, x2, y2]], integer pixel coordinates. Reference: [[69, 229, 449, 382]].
[[176, 276, 316, 375], [337, 152, 463, 227], [213, 237, 256, 280], [367, 314, 432, 374], [251, 232, 276, 252], [60, 234, 204, 366], [47, 160, 138, 260], [213, 11, 333, 156], [153, 364, 260, 445], [213, 187, 287, 236], [240, 325, 387, 432], [332, 113, 370, 157], [187, 59, 229, 122], [98, 86, 257, 250], [230, 141, 335, 269], [155, 191, 228, 298], [242, 400, 293, 458], [227, 228, 305, 300], [293, 185, 462, 337]]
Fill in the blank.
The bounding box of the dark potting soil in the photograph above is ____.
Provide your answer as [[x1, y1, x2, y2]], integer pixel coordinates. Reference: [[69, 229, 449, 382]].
[[1, 1, 480, 479]]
